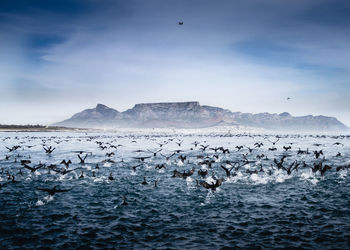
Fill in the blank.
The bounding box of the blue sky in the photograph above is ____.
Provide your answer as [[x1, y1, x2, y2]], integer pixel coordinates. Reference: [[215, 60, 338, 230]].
[[0, 0, 350, 126]]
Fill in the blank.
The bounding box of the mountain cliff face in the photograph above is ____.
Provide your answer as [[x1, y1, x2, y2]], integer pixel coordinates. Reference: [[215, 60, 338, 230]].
[[54, 102, 349, 131]]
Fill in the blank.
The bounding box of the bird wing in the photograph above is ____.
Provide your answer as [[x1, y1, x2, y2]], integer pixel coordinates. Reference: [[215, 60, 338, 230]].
[[220, 165, 230, 175], [37, 188, 51, 192], [199, 181, 211, 189], [23, 164, 35, 171], [55, 188, 71, 193], [215, 178, 225, 187]]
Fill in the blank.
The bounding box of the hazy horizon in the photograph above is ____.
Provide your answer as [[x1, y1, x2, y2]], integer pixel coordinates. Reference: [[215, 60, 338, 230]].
[[1, 0, 350, 126]]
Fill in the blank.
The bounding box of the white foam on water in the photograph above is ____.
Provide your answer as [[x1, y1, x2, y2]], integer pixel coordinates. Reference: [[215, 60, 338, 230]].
[[186, 176, 193, 186], [83, 165, 92, 170], [44, 195, 54, 202], [103, 163, 111, 168], [250, 173, 269, 185], [36, 200, 45, 206], [59, 174, 73, 181], [339, 170, 347, 179], [202, 190, 215, 205], [93, 177, 105, 183], [158, 168, 165, 173], [300, 169, 319, 185]]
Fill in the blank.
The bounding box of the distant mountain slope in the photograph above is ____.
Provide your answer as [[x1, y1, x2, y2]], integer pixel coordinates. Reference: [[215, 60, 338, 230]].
[[54, 102, 349, 131], [56, 104, 122, 128]]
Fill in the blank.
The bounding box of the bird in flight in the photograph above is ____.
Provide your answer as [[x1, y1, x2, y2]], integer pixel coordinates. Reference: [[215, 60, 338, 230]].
[[178, 21, 183, 25], [287, 97, 291, 100], [37, 186, 72, 196]]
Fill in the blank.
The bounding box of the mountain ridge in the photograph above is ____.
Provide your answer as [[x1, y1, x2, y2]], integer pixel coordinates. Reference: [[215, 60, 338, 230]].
[[54, 102, 349, 131]]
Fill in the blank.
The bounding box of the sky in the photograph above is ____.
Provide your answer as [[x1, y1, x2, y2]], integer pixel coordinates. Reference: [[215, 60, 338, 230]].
[[1, 0, 350, 126]]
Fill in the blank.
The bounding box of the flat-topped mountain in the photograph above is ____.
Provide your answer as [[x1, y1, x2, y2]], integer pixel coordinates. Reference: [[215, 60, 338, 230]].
[[54, 102, 349, 131]]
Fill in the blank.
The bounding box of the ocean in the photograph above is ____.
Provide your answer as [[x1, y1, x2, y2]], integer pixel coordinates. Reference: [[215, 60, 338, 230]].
[[0, 131, 349, 249]]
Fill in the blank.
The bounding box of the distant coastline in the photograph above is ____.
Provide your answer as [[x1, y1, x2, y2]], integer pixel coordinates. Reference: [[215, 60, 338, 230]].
[[0, 124, 90, 132]]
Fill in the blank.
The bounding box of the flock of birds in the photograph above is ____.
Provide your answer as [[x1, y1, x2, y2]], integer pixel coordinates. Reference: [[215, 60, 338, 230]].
[[0, 132, 349, 206]]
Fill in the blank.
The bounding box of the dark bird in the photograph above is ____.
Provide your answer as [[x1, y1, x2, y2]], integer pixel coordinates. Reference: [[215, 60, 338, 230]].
[[282, 160, 299, 175], [121, 196, 128, 206], [256, 154, 266, 160], [219, 147, 230, 154], [320, 164, 332, 176], [174, 149, 184, 154], [220, 165, 235, 177], [23, 163, 45, 173], [209, 147, 220, 152], [172, 168, 195, 179], [268, 138, 280, 145], [178, 21, 183, 25], [244, 145, 254, 153], [20, 159, 31, 165], [131, 164, 143, 172], [314, 150, 323, 159], [133, 156, 152, 162], [78, 154, 88, 164], [102, 159, 115, 164], [200, 145, 210, 151], [198, 169, 208, 178], [178, 155, 187, 163], [336, 164, 350, 172], [161, 153, 176, 161], [142, 176, 148, 185], [43, 146, 55, 154], [172, 169, 182, 178], [157, 142, 168, 147], [53, 168, 74, 175], [182, 167, 195, 179], [79, 171, 84, 179], [155, 164, 166, 170], [60, 160, 72, 168], [108, 173, 114, 180], [274, 156, 287, 170], [148, 149, 162, 156], [192, 141, 200, 147], [37, 186, 71, 196], [105, 152, 115, 157], [5, 145, 21, 152], [199, 178, 224, 191], [297, 148, 309, 154]]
